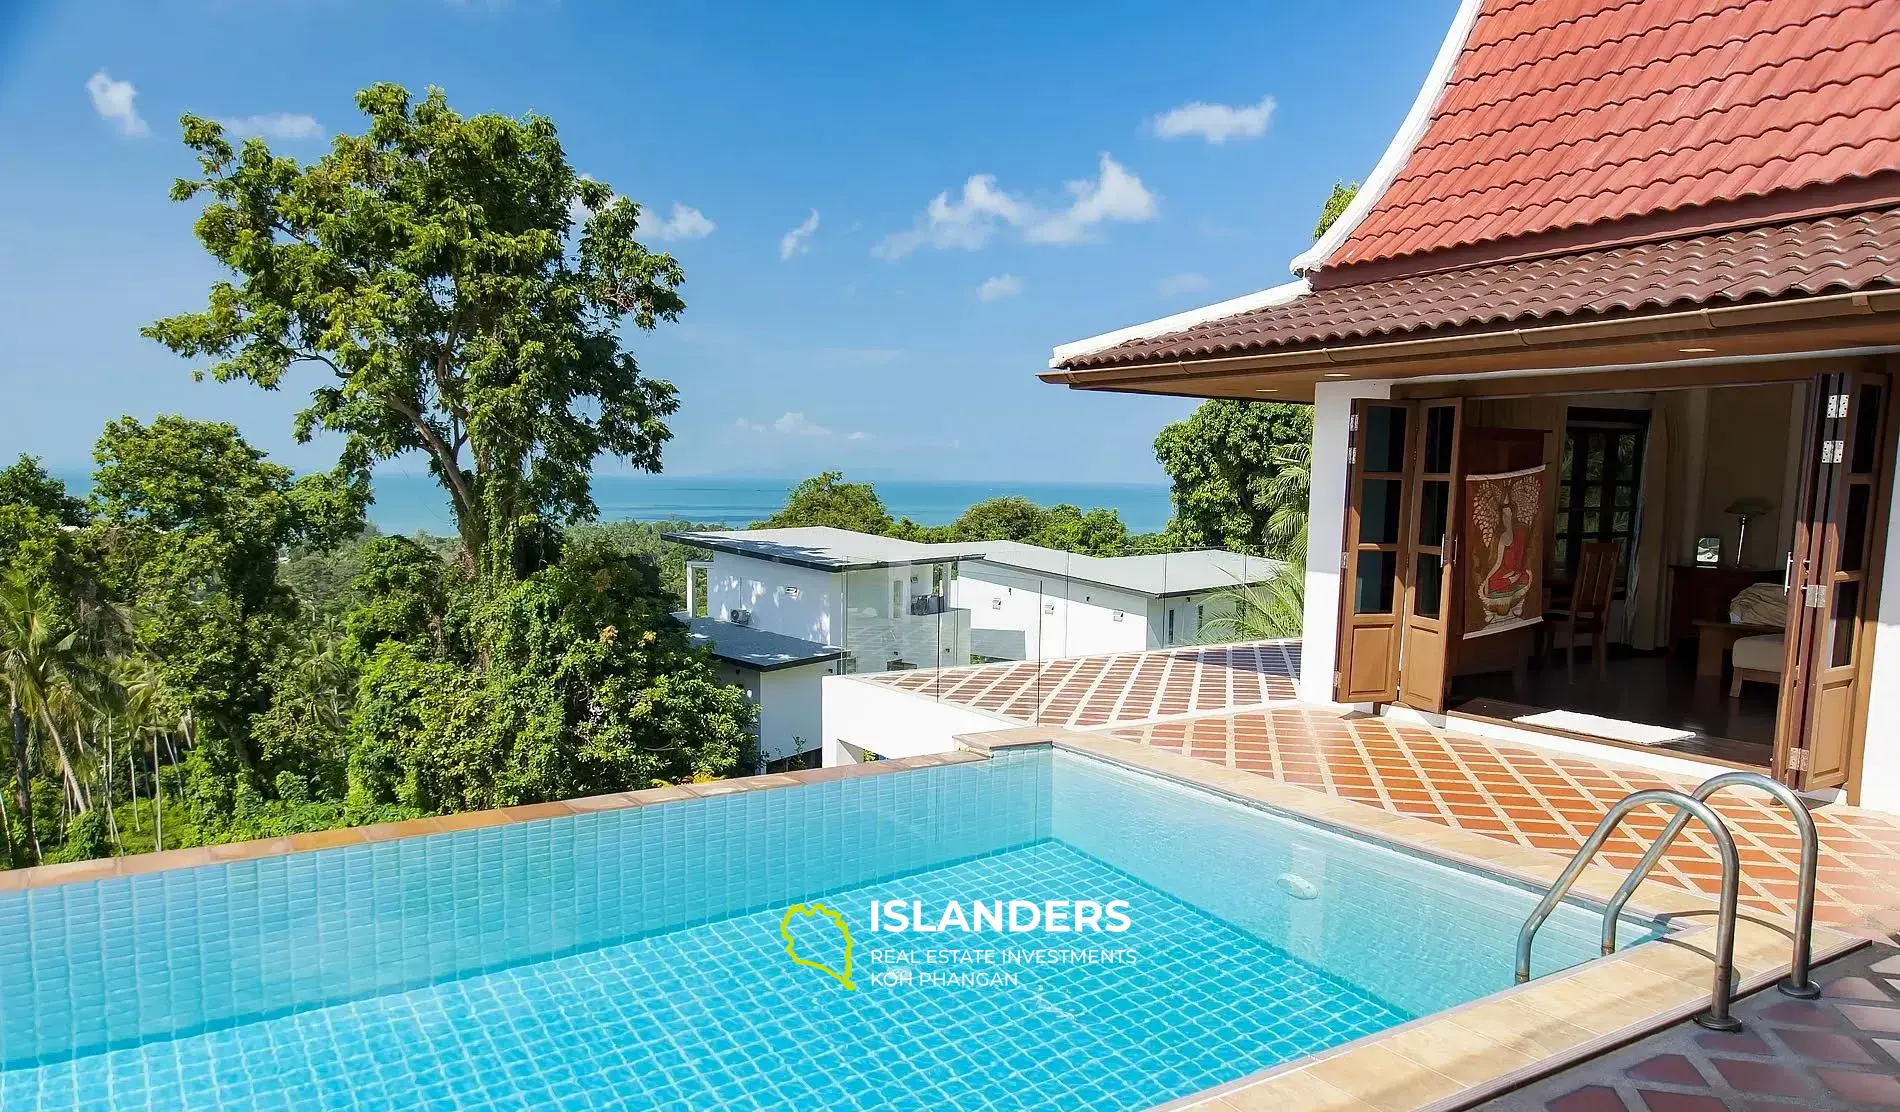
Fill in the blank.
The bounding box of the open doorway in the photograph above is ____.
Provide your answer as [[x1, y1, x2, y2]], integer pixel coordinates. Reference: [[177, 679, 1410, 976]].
[[1334, 366, 1892, 791], [1445, 385, 1801, 766]]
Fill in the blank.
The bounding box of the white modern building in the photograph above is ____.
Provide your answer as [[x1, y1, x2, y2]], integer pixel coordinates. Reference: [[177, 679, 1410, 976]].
[[953, 542, 1281, 660], [669, 526, 1283, 768], [670, 527, 975, 675], [673, 614, 844, 773], [670, 525, 1283, 671]]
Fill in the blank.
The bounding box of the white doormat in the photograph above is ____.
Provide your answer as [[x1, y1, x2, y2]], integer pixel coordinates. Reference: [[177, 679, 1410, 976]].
[[1516, 709, 1696, 745]]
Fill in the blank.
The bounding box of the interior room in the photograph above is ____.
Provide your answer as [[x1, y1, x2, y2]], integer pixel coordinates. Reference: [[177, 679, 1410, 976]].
[[1444, 381, 1806, 767]]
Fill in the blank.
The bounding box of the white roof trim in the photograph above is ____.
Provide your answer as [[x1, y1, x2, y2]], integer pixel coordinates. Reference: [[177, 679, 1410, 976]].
[[1288, 0, 1485, 277], [1048, 278, 1309, 368]]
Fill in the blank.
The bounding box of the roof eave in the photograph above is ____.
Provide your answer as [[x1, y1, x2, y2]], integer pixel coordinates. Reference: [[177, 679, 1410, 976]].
[[1043, 287, 1900, 388], [1048, 279, 1309, 370]]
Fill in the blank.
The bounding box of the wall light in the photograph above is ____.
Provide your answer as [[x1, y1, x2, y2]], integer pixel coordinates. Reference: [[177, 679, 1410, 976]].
[[1323, 372, 1351, 378], [1680, 346, 1716, 354]]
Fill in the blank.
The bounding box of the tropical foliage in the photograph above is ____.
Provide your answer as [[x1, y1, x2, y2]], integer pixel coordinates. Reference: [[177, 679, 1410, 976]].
[[759, 474, 1150, 557], [0, 85, 757, 868]]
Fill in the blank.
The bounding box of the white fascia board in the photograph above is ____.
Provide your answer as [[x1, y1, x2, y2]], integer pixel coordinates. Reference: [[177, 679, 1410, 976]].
[[1288, 0, 1485, 277], [1048, 278, 1309, 369]]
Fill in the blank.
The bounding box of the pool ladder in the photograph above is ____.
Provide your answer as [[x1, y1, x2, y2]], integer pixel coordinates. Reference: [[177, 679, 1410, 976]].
[[1514, 771, 1820, 1033]]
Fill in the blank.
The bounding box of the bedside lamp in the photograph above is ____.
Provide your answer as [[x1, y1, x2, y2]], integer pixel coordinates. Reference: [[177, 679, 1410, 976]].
[[1725, 497, 1772, 566]]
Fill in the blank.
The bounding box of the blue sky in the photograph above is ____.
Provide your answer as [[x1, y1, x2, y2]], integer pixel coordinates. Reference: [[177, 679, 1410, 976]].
[[0, 0, 1455, 485]]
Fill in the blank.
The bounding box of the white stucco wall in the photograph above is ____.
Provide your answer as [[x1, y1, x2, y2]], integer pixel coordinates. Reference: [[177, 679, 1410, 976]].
[[820, 674, 1018, 765], [953, 562, 1153, 660], [703, 553, 841, 645], [1298, 379, 1398, 706], [757, 662, 833, 765], [1859, 474, 1900, 812]]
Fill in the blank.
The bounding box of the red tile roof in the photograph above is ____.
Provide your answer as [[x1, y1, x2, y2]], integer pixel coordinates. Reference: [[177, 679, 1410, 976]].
[[1057, 205, 1900, 370], [1326, 0, 1900, 272]]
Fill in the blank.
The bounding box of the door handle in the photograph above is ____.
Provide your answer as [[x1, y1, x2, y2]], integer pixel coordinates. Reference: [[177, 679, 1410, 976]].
[[1784, 553, 1793, 590]]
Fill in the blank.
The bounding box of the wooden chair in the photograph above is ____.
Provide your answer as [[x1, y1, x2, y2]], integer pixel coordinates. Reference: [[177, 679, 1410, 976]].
[[1547, 541, 1620, 681]]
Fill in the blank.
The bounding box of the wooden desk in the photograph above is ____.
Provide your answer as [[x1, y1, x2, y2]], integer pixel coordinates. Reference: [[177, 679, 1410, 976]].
[[1692, 618, 1781, 677]]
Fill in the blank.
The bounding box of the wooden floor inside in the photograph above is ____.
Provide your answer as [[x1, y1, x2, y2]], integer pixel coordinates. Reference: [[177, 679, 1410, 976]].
[[1449, 650, 1778, 767]]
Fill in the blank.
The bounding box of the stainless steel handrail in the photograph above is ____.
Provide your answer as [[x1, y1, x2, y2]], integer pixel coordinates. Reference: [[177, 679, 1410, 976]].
[[1515, 788, 1743, 1032], [1599, 770, 1820, 999]]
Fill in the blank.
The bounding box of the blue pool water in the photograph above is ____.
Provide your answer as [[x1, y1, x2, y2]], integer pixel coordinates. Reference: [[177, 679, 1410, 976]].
[[0, 750, 1661, 1110]]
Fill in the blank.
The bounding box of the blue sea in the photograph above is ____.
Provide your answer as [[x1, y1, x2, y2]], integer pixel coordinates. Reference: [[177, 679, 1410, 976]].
[[50, 468, 1173, 536], [365, 474, 1174, 535]]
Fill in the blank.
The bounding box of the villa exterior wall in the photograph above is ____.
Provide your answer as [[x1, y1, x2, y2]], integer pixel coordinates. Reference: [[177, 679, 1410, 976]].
[[1861, 476, 1900, 813], [1298, 378, 1398, 707], [819, 675, 1013, 765], [703, 552, 841, 645], [954, 561, 1154, 660], [757, 662, 832, 767]]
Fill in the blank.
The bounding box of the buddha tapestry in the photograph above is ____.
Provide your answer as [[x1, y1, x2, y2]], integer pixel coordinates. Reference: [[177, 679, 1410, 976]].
[[1463, 464, 1546, 639]]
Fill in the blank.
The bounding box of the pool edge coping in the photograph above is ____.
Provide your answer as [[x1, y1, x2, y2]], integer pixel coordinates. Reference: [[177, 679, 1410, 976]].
[[956, 726, 1867, 1112], [0, 749, 991, 892], [0, 723, 1862, 1112]]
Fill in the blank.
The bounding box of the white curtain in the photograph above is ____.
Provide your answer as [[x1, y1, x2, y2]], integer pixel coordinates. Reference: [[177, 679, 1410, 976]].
[[1627, 402, 1675, 650]]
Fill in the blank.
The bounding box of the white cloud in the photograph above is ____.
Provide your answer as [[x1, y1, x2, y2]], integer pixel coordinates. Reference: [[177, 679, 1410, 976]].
[[779, 209, 819, 260], [736, 412, 832, 437], [647, 203, 716, 241], [85, 70, 147, 137], [1024, 155, 1158, 245], [846, 431, 871, 441], [975, 274, 1023, 301], [1149, 95, 1276, 144], [216, 113, 324, 140], [872, 154, 1156, 259], [1158, 272, 1211, 296]]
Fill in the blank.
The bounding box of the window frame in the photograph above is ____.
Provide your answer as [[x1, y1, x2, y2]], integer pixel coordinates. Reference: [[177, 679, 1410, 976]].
[[1553, 407, 1650, 585]]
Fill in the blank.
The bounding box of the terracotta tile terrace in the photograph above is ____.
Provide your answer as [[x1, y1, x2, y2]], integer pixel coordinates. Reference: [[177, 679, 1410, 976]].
[[870, 638, 1900, 939], [1111, 707, 1900, 939], [867, 639, 1301, 727]]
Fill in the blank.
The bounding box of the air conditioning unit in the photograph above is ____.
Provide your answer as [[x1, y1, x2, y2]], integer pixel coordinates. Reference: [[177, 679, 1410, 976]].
[[730, 608, 751, 626]]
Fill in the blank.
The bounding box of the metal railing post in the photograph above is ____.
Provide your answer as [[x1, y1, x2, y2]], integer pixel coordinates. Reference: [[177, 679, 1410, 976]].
[[1516, 788, 1743, 1032], [1598, 771, 1820, 999]]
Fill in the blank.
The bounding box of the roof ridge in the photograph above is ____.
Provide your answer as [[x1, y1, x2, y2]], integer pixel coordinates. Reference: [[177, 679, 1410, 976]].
[[1390, 70, 1900, 206], [1349, 107, 1900, 248], [1418, 21, 1899, 147], [1454, 0, 1792, 84]]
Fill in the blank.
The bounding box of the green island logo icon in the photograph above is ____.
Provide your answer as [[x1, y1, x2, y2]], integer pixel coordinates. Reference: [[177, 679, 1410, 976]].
[[779, 902, 856, 990]]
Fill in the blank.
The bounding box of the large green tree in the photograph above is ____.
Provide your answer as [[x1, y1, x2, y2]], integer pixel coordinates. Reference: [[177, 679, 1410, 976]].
[[1153, 401, 1313, 555], [345, 539, 755, 812], [754, 472, 895, 534], [145, 83, 686, 579], [90, 416, 361, 773], [0, 456, 90, 597]]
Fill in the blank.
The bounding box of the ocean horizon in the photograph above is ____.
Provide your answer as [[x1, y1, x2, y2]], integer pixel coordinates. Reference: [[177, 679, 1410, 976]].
[[52, 470, 1176, 536]]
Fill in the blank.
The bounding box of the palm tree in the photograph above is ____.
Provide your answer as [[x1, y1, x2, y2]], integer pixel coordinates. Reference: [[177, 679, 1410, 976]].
[[1198, 567, 1305, 644], [114, 655, 171, 849], [1263, 442, 1311, 565], [0, 572, 80, 862], [0, 572, 105, 829]]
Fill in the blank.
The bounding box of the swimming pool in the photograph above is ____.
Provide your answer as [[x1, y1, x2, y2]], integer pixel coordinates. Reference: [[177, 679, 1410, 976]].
[[0, 748, 1662, 1110]]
